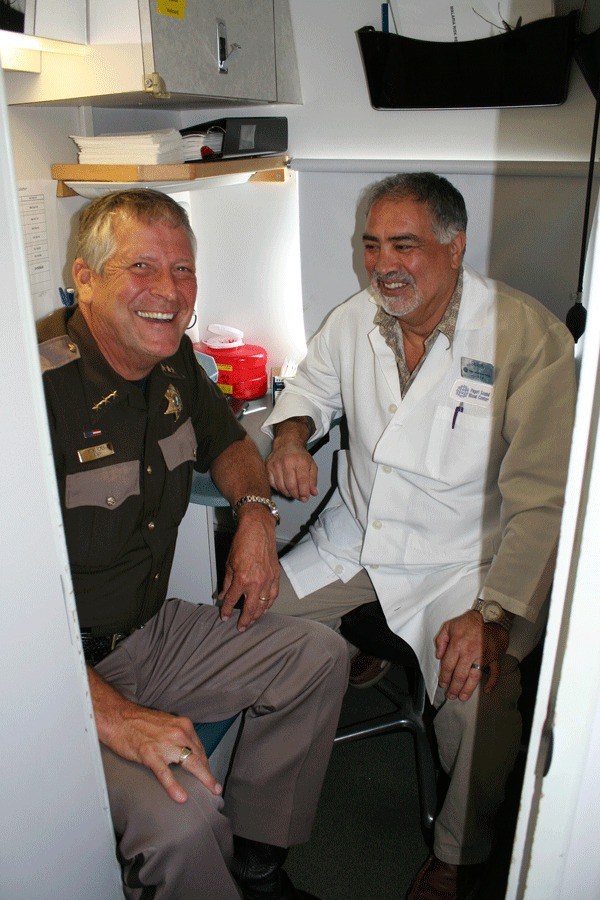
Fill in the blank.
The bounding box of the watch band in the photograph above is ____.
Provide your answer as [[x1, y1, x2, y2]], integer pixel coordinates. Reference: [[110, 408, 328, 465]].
[[472, 599, 513, 632], [232, 495, 280, 525]]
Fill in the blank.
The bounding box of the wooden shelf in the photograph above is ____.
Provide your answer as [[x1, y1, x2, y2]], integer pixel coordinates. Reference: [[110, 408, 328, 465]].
[[51, 155, 290, 197]]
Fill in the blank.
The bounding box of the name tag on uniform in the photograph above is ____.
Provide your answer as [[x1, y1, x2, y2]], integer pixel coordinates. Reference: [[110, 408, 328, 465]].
[[461, 357, 494, 385], [450, 378, 494, 407], [77, 442, 115, 464]]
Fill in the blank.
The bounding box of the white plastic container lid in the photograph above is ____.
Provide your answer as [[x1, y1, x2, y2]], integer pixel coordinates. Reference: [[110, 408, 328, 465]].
[[204, 323, 244, 349]]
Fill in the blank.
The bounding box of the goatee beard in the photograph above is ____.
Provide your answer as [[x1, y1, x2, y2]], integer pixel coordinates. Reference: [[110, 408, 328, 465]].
[[370, 276, 422, 318]]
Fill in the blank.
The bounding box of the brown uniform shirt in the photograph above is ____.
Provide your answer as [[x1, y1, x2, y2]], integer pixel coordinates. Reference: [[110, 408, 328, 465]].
[[38, 306, 245, 634]]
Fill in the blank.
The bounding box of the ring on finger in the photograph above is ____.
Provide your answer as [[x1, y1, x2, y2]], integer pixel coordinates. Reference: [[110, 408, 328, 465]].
[[470, 662, 485, 671], [258, 597, 270, 604], [178, 746, 193, 765]]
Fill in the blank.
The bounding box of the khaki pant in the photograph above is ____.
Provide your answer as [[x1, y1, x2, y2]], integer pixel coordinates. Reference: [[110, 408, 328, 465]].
[[95, 599, 350, 898], [275, 567, 524, 865]]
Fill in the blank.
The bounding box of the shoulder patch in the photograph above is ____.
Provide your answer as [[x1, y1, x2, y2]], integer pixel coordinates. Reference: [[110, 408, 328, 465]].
[[39, 335, 80, 373]]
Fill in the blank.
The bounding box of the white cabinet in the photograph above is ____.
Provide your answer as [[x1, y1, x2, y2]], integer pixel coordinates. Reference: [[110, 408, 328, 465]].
[[167, 502, 218, 605], [24, 0, 87, 44], [4, 0, 302, 107]]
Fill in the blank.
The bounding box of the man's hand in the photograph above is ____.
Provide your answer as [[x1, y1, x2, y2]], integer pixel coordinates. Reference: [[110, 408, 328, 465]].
[[209, 435, 280, 629], [89, 667, 221, 803], [435, 610, 510, 702], [217, 505, 280, 631], [266, 418, 318, 502]]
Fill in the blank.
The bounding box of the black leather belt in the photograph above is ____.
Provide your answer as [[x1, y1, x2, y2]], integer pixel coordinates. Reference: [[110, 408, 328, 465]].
[[80, 631, 130, 667]]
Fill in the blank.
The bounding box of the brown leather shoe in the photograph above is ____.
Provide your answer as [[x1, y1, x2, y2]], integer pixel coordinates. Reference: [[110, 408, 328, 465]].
[[349, 652, 391, 688], [406, 853, 485, 900]]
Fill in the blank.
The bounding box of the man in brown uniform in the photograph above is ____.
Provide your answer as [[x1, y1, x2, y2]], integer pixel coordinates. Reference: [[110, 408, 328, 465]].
[[37, 189, 348, 900]]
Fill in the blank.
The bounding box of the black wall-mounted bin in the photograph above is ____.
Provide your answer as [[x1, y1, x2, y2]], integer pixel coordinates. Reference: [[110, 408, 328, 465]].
[[357, 11, 580, 110]]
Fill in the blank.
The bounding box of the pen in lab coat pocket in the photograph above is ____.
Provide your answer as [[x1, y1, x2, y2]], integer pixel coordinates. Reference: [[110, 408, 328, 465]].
[[451, 404, 464, 429]]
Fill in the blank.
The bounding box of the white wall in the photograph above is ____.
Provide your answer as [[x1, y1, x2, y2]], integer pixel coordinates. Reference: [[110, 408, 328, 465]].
[[297, 165, 594, 331], [8, 103, 88, 314], [285, 0, 597, 162], [507, 195, 600, 900], [182, 175, 306, 367]]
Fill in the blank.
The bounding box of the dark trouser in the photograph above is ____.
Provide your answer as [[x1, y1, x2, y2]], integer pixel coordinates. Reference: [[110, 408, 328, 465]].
[[95, 599, 349, 899]]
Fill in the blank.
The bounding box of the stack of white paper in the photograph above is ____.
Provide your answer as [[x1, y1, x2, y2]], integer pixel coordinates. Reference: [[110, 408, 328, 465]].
[[390, 1, 555, 42], [181, 130, 224, 162], [69, 129, 185, 165]]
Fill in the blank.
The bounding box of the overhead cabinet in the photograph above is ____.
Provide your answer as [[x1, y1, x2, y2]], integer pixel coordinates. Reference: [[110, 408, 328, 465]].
[[140, 0, 276, 103], [5, 0, 302, 107]]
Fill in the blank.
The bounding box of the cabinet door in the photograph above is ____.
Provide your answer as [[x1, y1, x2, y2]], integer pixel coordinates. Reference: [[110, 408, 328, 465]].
[[141, 0, 276, 102], [25, 0, 87, 43]]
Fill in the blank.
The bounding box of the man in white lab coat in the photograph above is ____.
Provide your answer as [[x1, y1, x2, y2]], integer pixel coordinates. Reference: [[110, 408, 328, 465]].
[[263, 173, 576, 900]]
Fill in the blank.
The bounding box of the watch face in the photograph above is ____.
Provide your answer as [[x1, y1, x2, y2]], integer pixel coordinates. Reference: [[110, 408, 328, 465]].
[[483, 601, 504, 622]]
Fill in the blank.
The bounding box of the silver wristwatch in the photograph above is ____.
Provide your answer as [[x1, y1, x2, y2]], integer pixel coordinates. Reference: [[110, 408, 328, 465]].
[[232, 495, 280, 525], [472, 599, 513, 632]]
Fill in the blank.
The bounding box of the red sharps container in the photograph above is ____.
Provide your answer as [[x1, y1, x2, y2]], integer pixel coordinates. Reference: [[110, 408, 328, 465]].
[[196, 324, 268, 400]]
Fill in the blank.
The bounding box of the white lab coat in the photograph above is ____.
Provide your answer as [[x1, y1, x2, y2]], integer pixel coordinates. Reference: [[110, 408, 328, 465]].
[[264, 266, 576, 698]]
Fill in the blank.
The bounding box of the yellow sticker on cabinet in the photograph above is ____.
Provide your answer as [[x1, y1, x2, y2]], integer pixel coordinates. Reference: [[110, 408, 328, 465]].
[[157, 0, 185, 20]]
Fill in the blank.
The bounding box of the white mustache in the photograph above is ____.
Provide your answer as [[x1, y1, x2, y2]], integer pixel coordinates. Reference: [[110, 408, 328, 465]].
[[373, 270, 415, 288]]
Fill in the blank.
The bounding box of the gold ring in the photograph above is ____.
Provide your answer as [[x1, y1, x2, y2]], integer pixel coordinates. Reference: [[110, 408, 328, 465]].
[[258, 597, 270, 603], [178, 746, 193, 765]]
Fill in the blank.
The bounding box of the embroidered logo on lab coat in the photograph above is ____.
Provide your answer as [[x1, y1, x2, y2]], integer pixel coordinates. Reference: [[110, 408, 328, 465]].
[[450, 378, 494, 407]]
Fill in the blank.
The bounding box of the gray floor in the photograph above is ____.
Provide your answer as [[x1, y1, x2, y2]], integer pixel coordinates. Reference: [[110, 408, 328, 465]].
[[283, 675, 524, 900], [285, 677, 431, 899]]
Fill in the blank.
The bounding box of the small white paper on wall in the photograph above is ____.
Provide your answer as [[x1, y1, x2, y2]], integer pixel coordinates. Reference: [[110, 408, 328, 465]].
[[390, 1, 555, 42]]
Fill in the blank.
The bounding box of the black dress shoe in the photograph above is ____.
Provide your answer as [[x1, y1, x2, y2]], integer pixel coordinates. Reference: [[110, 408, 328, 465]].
[[231, 836, 321, 900]]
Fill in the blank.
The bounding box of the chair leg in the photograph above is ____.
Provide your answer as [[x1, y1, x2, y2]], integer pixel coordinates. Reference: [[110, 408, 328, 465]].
[[334, 710, 417, 742], [411, 674, 438, 833], [335, 671, 437, 835], [412, 720, 438, 833]]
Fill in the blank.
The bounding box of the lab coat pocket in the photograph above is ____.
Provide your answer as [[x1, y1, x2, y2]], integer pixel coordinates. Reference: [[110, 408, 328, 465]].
[[425, 404, 497, 485]]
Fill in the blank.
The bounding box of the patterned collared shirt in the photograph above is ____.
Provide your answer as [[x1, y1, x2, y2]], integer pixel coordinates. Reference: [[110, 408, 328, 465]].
[[373, 268, 463, 397]]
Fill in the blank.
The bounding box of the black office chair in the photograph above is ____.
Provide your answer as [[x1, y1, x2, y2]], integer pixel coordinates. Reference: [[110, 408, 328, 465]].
[[334, 601, 438, 834]]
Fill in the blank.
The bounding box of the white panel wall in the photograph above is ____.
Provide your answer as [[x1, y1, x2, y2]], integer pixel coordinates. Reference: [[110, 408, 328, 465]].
[[7, 103, 87, 311], [297, 166, 593, 337], [184, 174, 306, 368], [506, 200, 600, 900], [0, 67, 122, 900], [280, 0, 596, 162]]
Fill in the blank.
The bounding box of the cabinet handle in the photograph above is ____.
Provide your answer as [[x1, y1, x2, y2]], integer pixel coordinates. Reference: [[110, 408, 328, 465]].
[[216, 18, 241, 74]]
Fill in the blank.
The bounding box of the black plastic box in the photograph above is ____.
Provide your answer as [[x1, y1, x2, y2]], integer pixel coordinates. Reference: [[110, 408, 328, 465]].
[[357, 11, 579, 110]]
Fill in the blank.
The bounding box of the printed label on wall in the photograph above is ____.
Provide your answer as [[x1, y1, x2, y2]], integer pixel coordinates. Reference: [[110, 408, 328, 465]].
[[157, 0, 186, 20]]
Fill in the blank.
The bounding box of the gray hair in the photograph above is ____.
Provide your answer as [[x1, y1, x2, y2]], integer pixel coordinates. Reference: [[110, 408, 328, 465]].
[[75, 188, 197, 274], [362, 172, 468, 244]]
